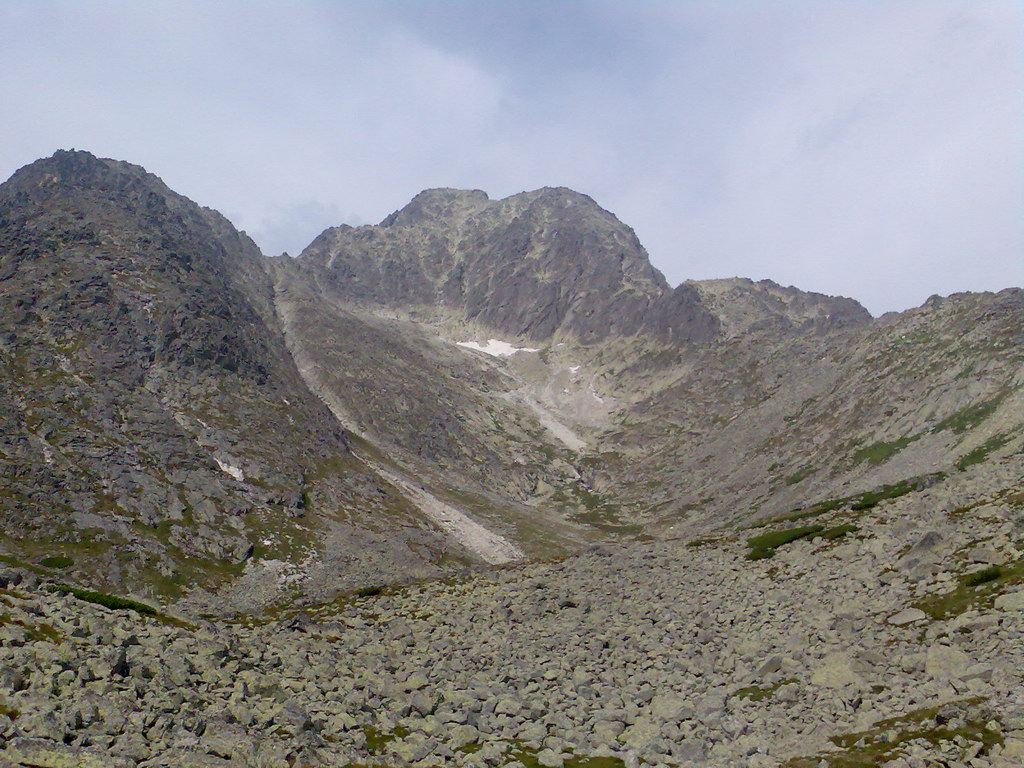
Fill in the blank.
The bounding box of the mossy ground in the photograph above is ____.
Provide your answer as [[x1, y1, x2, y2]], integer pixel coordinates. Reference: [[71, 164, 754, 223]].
[[502, 740, 627, 768], [0, 609, 62, 643], [552, 482, 643, 537], [734, 678, 798, 702], [356, 729, 626, 768], [915, 557, 1024, 620], [853, 436, 919, 466], [957, 432, 1013, 470], [783, 466, 814, 485], [39, 555, 74, 569], [686, 537, 721, 548], [754, 472, 948, 532], [785, 699, 1001, 768], [931, 397, 1004, 435], [45, 583, 192, 629], [510, 750, 625, 768], [746, 523, 856, 560], [361, 725, 410, 754], [747, 525, 826, 560]]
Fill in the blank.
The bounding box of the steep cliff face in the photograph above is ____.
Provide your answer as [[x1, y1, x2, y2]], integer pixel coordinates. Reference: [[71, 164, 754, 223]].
[[300, 187, 721, 344], [0, 151, 482, 609]]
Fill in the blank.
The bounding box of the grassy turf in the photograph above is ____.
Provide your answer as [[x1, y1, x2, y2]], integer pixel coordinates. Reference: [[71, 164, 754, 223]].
[[785, 698, 1001, 768], [746, 525, 825, 560], [956, 433, 1012, 470], [915, 558, 1024, 620], [853, 435, 919, 466], [48, 583, 157, 615], [40, 555, 74, 569]]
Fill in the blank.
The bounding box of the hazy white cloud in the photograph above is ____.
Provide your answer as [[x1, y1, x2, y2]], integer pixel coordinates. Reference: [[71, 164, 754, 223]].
[[0, 0, 1020, 315]]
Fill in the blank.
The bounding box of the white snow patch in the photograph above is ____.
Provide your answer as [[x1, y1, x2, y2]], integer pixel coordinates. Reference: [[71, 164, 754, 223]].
[[214, 457, 245, 482], [457, 339, 540, 358], [569, 365, 580, 374], [590, 387, 605, 404]]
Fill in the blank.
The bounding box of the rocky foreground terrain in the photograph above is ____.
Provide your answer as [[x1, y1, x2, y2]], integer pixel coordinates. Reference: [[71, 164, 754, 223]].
[[2, 150, 1022, 766], [3, 455, 1023, 767]]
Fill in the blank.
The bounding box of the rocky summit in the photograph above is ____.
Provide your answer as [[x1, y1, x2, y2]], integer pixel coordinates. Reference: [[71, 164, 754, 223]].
[[0, 150, 1022, 767]]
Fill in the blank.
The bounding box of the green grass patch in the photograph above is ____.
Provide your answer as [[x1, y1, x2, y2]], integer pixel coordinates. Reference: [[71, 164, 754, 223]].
[[354, 585, 384, 599], [747, 525, 825, 560], [915, 557, 1024, 620], [47, 583, 157, 615], [0, 554, 46, 574], [962, 565, 1003, 587], [362, 725, 409, 754], [750, 489, 877, 530], [931, 398, 1002, 435], [40, 555, 74, 569], [746, 522, 859, 560], [851, 474, 946, 510], [507, 742, 626, 768], [820, 524, 858, 541], [0, 611, 62, 643], [686, 538, 720, 548], [758, 473, 948, 529], [853, 435, 919, 466], [734, 678, 797, 702], [808, 496, 853, 515], [747, 505, 839, 530], [784, 466, 815, 485], [563, 482, 644, 536], [785, 698, 1000, 768], [957, 433, 1012, 470]]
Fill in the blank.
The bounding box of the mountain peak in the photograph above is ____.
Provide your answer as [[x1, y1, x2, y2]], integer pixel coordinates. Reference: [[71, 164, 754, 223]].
[[381, 188, 490, 228], [10, 149, 147, 189], [0, 149, 189, 226], [302, 184, 686, 342]]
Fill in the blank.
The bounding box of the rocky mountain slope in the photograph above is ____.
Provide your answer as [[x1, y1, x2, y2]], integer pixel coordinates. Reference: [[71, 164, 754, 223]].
[[0, 151, 530, 613], [2, 454, 1022, 767], [0, 149, 1021, 620], [588, 285, 1024, 533], [291, 185, 1023, 541]]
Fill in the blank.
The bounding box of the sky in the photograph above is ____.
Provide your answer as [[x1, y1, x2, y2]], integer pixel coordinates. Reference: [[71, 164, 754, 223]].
[[0, 1, 1021, 316]]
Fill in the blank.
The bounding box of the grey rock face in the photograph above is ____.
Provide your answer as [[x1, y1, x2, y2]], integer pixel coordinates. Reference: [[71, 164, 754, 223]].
[[299, 186, 721, 345], [0, 151, 461, 607]]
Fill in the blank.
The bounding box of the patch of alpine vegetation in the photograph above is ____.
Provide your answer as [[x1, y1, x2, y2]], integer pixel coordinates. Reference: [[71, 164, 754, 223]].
[[1, 459, 1022, 768], [785, 699, 1005, 767]]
